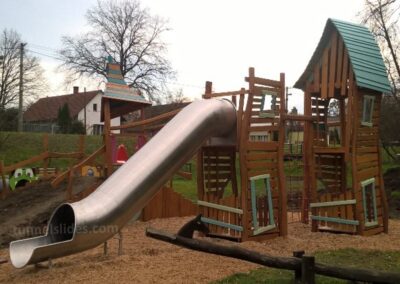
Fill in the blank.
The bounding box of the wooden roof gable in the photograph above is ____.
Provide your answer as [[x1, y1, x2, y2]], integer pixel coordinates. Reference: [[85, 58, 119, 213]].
[[294, 18, 391, 96]]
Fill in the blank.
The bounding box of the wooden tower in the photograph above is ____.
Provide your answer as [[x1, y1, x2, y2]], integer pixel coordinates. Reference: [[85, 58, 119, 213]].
[[197, 68, 288, 241], [294, 19, 391, 235], [101, 56, 151, 176]]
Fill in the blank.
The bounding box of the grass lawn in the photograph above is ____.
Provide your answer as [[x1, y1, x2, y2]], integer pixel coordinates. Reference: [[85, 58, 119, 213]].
[[214, 248, 400, 283]]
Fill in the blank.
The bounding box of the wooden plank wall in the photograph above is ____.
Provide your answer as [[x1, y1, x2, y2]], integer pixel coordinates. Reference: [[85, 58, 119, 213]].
[[142, 186, 197, 221], [315, 153, 345, 195], [198, 146, 239, 237], [354, 90, 387, 235], [240, 68, 286, 241], [315, 190, 356, 233]]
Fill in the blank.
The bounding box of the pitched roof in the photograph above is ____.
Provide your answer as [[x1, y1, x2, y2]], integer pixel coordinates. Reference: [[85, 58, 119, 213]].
[[24, 90, 101, 122], [101, 57, 151, 120], [294, 18, 391, 94]]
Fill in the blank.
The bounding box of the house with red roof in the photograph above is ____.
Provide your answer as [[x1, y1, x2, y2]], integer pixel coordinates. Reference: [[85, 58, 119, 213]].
[[24, 87, 121, 134]]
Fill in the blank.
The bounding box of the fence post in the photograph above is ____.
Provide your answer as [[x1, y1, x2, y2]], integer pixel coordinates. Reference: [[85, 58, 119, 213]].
[[0, 160, 8, 200], [301, 255, 315, 284], [293, 250, 305, 283]]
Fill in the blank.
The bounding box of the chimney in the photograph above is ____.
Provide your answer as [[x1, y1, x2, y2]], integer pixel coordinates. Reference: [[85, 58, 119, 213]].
[[73, 86, 79, 94]]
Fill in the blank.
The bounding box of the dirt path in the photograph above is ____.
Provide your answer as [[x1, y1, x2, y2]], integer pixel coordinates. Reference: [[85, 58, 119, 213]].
[[1, 218, 400, 284], [0, 177, 98, 247]]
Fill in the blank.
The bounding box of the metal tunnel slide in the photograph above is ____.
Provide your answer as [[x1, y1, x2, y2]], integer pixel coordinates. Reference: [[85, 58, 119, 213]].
[[10, 99, 236, 268]]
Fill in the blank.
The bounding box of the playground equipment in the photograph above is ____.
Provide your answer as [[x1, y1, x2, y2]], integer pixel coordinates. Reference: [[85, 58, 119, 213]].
[[0, 134, 85, 199], [197, 68, 288, 241], [9, 18, 391, 268], [295, 19, 390, 235], [10, 98, 236, 268]]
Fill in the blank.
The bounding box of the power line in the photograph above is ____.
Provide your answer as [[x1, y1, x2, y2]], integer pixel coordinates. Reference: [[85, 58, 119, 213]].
[[26, 49, 63, 61]]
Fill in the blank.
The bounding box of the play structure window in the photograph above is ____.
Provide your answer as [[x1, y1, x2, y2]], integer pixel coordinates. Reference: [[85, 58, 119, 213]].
[[361, 95, 375, 127], [361, 178, 378, 227], [249, 174, 276, 235], [93, 103, 98, 112], [259, 90, 278, 118]]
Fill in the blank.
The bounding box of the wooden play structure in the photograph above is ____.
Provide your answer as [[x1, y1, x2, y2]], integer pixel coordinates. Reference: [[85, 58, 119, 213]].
[[195, 18, 391, 239], [295, 19, 391, 235], [4, 19, 390, 239], [197, 68, 288, 241]]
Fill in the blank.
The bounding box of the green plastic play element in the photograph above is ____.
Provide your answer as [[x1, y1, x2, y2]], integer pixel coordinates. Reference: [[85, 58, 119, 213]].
[[9, 168, 39, 191]]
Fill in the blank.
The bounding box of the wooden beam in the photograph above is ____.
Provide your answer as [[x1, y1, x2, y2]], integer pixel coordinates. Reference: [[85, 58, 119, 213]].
[[321, 48, 329, 99], [51, 145, 105, 188], [341, 51, 349, 96], [278, 72, 287, 237], [203, 89, 249, 99], [313, 62, 321, 93], [4, 152, 49, 173], [197, 200, 243, 214], [310, 199, 356, 208], [335, 37, 344, 88], [280, 114, 317, 122], [110, 108, 182, 131], [245, 76, 281, 88], [328, 32, 338, 98]]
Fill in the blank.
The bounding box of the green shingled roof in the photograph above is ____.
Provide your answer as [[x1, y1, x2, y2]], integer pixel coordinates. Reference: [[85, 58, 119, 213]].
[[294, 18, 391, 94]]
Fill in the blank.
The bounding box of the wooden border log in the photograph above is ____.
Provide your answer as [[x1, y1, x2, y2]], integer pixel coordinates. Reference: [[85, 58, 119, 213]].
[[146, 228, 300, 270], [146, 228, 400, 284]]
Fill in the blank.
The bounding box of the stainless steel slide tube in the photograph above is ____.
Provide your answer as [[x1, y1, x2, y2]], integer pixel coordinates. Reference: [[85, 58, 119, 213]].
[[9, 99, 236, 268]]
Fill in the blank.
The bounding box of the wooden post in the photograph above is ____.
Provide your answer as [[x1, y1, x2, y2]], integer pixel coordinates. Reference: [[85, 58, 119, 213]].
[[301, 256, 315, 284], [293, 250, 305, 283], [239, 67, 255, 241], [278, 72, 288, 237], [204, 81, 212, 99], [103, 99, 113, 177], [375, 95, 389, 233], [0, 161, 8, 200], [42, 133, 49, 179], [351, 84, 364, 235], [237, 88, 245, 151]]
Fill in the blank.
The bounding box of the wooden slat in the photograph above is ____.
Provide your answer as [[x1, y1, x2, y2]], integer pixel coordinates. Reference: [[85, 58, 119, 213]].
[[246, 141, 279, 151], [246, 161, 277, 170], [321, 47, 329, 99], [246, 152, 278, 161], [313, 62, 321, 93], [356, 154, 378, 164], [328, 32, 338, 98], [4, 151, 50, 173], [203, 89, 249, 98], [341, 52, 349, 96], [245, 76, 281, 88], [111, 108, 182, 130], [335, 37, 344, 88]]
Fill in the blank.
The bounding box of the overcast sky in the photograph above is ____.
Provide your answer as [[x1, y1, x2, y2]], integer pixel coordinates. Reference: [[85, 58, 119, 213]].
[[0, 0, 366, 112]]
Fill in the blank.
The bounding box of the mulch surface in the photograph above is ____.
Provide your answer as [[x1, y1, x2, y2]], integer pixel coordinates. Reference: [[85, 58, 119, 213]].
[[1, 217, 400, 284]]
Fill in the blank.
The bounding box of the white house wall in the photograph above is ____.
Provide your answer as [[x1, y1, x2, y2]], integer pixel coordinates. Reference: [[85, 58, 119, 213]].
[[77, 93, 120, 134]]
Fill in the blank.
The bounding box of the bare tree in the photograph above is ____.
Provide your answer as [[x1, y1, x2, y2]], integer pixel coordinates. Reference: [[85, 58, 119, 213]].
[[59, 0, 174, 101], [164, 89, 190, 105], [359, 0, 400, 98], [0, 29, 47, 110]]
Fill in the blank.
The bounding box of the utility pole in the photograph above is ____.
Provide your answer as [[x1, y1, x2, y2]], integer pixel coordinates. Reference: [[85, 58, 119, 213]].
[[84, 87, 87, 135], [18, 42, 26, 132]]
